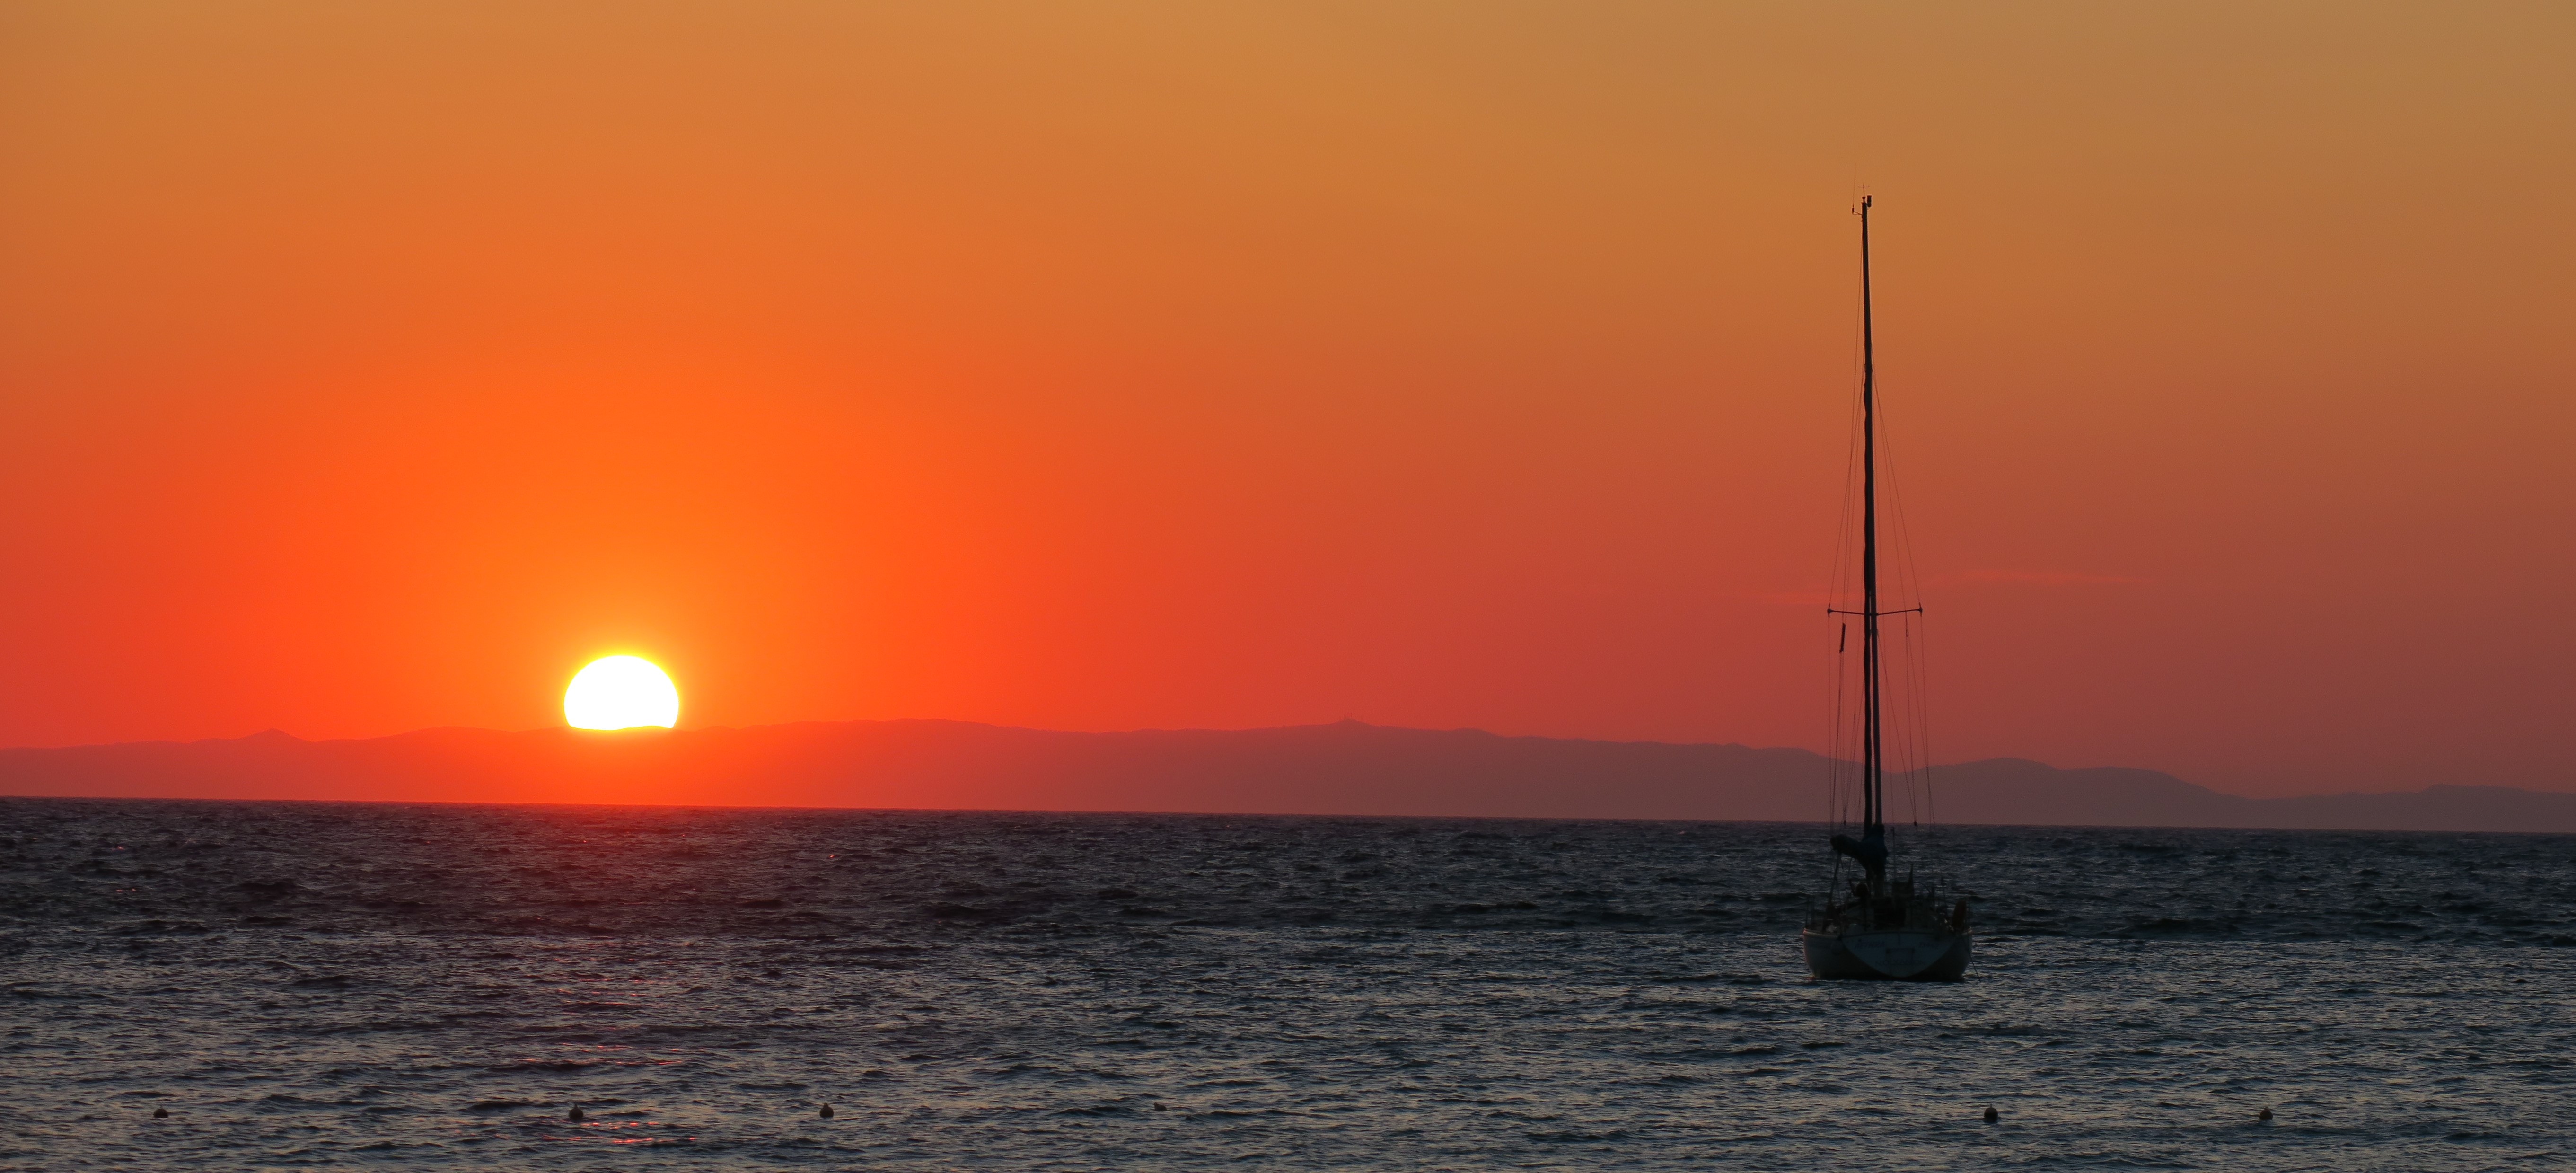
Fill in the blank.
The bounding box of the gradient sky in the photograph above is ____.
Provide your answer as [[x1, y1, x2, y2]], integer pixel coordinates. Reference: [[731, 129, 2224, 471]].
[[2, 2, 2569, 797]]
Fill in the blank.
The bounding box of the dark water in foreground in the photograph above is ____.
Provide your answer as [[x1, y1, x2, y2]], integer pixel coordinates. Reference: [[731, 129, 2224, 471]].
[[3, 799, 2572, 1170]]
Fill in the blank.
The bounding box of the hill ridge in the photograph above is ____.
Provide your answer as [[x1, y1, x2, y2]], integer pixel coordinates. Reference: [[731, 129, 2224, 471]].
[[2, 719, 2567, 833]]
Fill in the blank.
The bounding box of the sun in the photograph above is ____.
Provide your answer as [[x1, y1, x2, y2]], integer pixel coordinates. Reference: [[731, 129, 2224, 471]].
[[563, 655, 680, 731]]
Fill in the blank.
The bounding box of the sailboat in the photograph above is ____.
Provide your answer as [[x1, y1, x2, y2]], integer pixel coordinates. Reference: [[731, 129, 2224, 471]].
[[1801, 196, 1973, 982]]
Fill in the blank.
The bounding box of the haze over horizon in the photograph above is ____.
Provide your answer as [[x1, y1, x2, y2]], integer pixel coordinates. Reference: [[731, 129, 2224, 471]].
[[4, 3, 2571, 803], [17, 716, 2576, 836], [12, 712, 2566, 803]]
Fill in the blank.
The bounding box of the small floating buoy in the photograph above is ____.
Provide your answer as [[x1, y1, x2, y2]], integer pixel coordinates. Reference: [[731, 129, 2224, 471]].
[[2258, 1107, 2273, 1121], [569, 1106, 584, 1121], [152, 1108, 169, 1119], [819, 1104, 834, 1119], [1983, 1106, 1999, 1123]]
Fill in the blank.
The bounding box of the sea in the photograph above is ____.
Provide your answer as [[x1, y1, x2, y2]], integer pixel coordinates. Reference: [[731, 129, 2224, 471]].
[[3, 798, 2571, 1171]]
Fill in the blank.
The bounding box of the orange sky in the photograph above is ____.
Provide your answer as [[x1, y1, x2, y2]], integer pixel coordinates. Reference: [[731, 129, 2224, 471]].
[[2, 2, 2570, 797]]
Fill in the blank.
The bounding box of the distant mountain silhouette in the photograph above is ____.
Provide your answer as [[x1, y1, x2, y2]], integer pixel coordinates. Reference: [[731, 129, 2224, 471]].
[[2, 719, 2567, 833]]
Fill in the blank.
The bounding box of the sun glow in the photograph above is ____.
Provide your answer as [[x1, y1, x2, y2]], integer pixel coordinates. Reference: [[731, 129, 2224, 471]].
[[563, 655, 680, 730]]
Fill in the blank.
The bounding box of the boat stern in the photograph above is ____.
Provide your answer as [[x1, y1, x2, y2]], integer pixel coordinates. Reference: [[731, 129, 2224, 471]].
[[1802, 927, 1971, 981]]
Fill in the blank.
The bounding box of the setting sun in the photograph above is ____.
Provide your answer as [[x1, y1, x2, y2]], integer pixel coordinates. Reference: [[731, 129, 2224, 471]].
[[563, 656, 680, 731]]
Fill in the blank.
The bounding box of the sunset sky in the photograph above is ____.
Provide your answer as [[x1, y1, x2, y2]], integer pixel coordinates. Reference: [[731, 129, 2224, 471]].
[[2, 2, 2569, 798]]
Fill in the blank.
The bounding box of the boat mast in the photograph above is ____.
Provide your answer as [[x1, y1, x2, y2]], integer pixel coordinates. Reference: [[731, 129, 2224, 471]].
[[1825, 196, 1895, 890], [1858, 195, 1883, 853]]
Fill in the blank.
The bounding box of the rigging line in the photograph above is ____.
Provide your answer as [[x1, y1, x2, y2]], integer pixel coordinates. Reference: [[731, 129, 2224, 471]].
[[1867, 357, 1927, 618], [1857, 200, 1880, 839], [1819, 583, 1842, 833], [1826, 591, 1855, 830], [1825, 617, 1848, 847], [1838, 652, 1855, 829], [1902, 619, 1938, 871], [1912, 614, 1938, 839], [1819, 198, 1873, 839], [1854, 301, 1936, 856], [1829, 620, 1847, 827], [1825, 616, 1846, 829], [1877, 390, 1927, 614], [1910, 618, 1927, 803], [1829, 385, 1865, 614], [1863, 257, 1920, 614], [1890, 613, 1917, 826], [1827, 206, 1870, 615], [1902, 615, 1929, 828], [1821, 289, 1867, 617], [1822, 427, 1862, 833], [1899, 657, 1925, 841]]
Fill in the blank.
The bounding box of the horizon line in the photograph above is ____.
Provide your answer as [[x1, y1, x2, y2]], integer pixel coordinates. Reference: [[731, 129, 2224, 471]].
[[0, 716, 2551, 803]]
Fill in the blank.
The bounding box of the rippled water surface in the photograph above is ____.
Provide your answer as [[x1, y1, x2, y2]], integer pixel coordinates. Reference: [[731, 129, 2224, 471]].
[[4, 798, 2572, 1170]]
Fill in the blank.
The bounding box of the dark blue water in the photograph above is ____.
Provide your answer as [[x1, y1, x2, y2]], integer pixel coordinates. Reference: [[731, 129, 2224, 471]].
[[4, 798, 2571, 1169]]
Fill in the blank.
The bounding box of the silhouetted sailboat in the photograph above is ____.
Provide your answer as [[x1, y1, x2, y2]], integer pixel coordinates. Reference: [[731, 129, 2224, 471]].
[[1802, 196, 1973, 981]]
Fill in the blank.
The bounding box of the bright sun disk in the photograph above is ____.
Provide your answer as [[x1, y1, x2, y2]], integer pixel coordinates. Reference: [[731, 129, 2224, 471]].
[[564, 655, 680, 730]]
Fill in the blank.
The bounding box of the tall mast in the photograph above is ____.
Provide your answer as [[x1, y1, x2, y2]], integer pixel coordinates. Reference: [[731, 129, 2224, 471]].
[[1824, 196, 1892, 889], [1858, 195, 1883, 847]]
